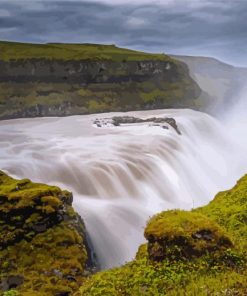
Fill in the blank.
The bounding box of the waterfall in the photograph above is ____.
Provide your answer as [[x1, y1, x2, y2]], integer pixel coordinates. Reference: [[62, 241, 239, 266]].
[[0, 108, 246, 269]]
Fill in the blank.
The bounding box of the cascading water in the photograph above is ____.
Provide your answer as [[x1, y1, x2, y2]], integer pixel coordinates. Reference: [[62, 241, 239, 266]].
[[0, 108, 246, 269]]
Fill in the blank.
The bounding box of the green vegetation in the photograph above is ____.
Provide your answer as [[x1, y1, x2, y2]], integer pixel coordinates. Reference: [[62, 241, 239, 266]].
[[3, 290, 19, 296], [0, 41, 169, 62], [197, 176, 247, 252], [0, 171, 91, 296], [145, 210, 232, 261], [77, 175, 247, 295]]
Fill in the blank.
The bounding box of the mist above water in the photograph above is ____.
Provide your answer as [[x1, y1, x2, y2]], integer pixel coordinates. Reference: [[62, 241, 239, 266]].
[[0, 107, 246, 269]]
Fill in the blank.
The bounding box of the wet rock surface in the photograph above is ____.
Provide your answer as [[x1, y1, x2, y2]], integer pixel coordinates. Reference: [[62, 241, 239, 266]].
[[93, 116, 182, 135]]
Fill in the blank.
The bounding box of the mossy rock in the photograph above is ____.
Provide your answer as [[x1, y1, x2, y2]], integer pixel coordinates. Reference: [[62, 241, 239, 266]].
[[0, 171, 94, 295], [144, 210, 232, 261]]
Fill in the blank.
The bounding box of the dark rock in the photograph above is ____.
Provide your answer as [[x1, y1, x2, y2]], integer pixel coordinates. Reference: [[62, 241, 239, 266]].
[[100, 115, 181, 135], [32, 222, 47, 233], [163, 117, 181, 135], [55, 292, 70, 296], [162, 125, 169, 129], [0, 275, 24, 291], [66, 275, 76, 282], [192, 230, 213, 241], [112, 116, 143, 125]]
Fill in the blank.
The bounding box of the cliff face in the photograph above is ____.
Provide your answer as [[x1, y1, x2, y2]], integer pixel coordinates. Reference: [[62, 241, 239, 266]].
[[0, 42, 201, 119], [0, 59, 185, 84], [0, 171, 96, 296]]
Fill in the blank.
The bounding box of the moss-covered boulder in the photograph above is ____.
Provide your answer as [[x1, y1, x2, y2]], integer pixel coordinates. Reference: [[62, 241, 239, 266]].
[[144, 210, 232, 261], [0, 171, 95, 296]]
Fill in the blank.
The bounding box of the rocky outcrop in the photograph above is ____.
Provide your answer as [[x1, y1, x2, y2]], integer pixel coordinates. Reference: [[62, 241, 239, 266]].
[[0, 171, 96, 296], [0, 42, 201, 120], [94, 115, 182, 134]]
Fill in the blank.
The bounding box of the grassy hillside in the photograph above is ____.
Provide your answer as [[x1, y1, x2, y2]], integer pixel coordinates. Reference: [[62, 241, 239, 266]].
[[0, 41, 169, 62], [77, 175, 247, 296]]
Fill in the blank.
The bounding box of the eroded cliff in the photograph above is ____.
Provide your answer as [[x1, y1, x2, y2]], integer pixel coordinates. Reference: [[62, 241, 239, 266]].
[[0, 42, 201, 119]]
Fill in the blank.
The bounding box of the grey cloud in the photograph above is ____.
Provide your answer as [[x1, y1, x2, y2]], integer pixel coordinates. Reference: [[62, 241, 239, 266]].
[[0, 0, 246, 66]]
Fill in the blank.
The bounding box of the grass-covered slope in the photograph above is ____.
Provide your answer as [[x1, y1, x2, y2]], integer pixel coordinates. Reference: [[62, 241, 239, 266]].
[[197, 176, 247, 252], [77, 175, 247, 296], [0, 41, 169, 62], [0, 171, 94, 296], [0, 41, 201, 119]]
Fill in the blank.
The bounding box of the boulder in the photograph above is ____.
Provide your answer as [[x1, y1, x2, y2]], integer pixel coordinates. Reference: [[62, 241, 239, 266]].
[[144, 210, 233, 261]]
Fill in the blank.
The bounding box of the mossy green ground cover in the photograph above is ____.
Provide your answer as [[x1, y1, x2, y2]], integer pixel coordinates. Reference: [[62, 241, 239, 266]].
[[0, 171, 90, 296], [77, 175, 247, 295], [0, 41, 169, 62]]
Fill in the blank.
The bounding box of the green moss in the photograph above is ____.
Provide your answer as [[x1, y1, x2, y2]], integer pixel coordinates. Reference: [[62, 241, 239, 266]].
[[0, 41, 169, 62], [3, 290, 19, 296], [0, 171, 90, 296], [0, 172, 62, 213], [196, 175, 247, 251], [145, 210, 226, 240]]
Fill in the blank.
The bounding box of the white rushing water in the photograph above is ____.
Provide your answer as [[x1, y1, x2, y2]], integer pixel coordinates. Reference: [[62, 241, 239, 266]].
[[0, 108, 246, 269]]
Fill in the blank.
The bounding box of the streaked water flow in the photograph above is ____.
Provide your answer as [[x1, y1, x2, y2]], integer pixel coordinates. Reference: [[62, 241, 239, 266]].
[[0, 108, 246, 268]]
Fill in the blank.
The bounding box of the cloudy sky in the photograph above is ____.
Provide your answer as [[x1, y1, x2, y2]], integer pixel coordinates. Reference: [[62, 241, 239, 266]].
[[0, 0, 246, 66]]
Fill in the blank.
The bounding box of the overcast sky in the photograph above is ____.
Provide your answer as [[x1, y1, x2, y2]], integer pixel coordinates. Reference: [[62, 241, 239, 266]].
[[0, 0, 246, 66]]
